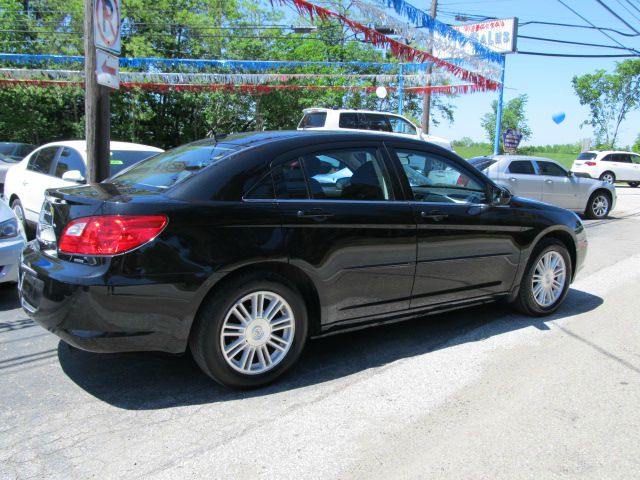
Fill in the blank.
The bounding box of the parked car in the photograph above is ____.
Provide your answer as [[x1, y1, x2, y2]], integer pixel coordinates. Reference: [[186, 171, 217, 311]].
[[571, 150, 640, 187], [20, 131, 587, 389], [0, 142, 36, 161], [469, 155, 616, 219], [0, 199, 26, 284], [0, 153, 20, 195], [297, 108, 454, 151], [5, 140, 163, 234]]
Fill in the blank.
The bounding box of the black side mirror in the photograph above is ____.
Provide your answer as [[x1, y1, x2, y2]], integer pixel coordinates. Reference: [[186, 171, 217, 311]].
[[488, 185, 511, 205]]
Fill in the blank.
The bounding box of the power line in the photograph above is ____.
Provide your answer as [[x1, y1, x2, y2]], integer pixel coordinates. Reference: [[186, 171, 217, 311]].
[[615, 0, 640, 22], [556, 0, 640, 54], [594, 0, 640, 34], [518, 34, 635, 50], [623, 0, 640, 15], [519, 20, 640, 36], [517, 50, 639, 57]]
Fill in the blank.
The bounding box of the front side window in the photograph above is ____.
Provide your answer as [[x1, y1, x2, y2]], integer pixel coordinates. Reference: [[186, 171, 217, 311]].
[[537, 161, 568, 177], [394, 148, 486, 204], [27, 147, 58, 175], [632, 154, 640, 164], [274, 148, 393, 201], [388, 116, 417, 135], [55, 147, 86, 178], [508, 160, 535, 175]]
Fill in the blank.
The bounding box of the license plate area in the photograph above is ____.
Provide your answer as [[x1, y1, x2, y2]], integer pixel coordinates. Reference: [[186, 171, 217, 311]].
[[19, 270, 44, 310]]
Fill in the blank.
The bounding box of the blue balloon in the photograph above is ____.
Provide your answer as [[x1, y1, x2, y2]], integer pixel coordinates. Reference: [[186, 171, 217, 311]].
[[552, 112, 566, 124]]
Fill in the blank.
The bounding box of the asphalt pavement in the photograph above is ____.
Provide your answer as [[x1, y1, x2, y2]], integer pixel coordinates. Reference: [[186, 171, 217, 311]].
[[1, 187, 639, 479]]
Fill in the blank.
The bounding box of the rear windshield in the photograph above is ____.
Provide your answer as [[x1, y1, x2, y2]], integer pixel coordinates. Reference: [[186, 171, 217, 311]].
[[109, 150, 160, 175], [109, 143, 240, 191], [298, 112, 327, 129], [468, 157, 496, 172], [576, 152, 597, 160]]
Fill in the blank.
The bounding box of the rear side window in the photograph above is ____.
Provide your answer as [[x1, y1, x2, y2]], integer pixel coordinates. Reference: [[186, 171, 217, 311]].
[[27, 147, 58, 175], [614, 154, 632, 163], [338, 113, 358, 129], [55, 147, 86, 178], [507, 160, 535, 175], [537, 161, 567, 177], [360, 114, 392, 132], [273, 159, 310, 199], [468, 158, 496, 172], [577, 152, 596, 160], [602, 154, 614, 162], [298, 112, 327, 129]]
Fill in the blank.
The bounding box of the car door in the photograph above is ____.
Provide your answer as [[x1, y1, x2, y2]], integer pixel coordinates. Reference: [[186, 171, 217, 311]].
[[537, 160, 581, 209], [273, 141, 416, 327], [498, 160, 543, 200], [52, 147, 87, 184], [631, 154, 640, 180], [387, 144, 522, 309], [21, 146, 61, 222], [614, 154, 636, 181]]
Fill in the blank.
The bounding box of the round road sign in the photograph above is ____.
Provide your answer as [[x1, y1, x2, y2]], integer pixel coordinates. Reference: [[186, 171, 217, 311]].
[[94, 0, 121, 53]]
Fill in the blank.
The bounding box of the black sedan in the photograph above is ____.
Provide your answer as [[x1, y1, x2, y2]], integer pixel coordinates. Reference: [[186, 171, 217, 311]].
[[19, 131, 587, 388]]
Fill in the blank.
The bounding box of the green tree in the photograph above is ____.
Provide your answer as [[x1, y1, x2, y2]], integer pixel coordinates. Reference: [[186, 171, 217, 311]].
[[572, 59, 640, 149], [480, 94, 532, 152]]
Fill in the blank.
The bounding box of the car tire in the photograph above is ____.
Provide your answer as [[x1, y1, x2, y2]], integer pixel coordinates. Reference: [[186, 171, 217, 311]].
[[10, 198, 29, 239], [599, 171, 616, 185], [513, 239, 572, 317], [628, 182, 639, 188], [189, 273, 308, 389], [585, 191, 611, 219]]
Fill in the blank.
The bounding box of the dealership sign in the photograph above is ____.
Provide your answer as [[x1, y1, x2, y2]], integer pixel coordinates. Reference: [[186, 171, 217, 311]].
[[434, 17, 518, 58]]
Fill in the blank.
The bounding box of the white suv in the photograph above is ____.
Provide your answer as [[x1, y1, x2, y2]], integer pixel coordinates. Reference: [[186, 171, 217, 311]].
[[571, 150, 640, 187], [297, 108, 454, 151], [5, 140, 163, 234]]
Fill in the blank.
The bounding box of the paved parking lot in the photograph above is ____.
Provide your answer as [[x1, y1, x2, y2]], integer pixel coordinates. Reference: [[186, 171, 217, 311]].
[[1, 187, 640, 479]]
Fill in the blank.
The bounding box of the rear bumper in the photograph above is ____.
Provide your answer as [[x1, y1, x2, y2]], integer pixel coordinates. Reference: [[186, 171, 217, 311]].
[[19, 242, 195, 354]]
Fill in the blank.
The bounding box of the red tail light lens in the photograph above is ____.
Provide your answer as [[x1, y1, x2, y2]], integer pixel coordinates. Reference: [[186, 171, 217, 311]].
[[59, 215, 168, 255], [457, 174, 470, 187], [585, 161, 597, 166]]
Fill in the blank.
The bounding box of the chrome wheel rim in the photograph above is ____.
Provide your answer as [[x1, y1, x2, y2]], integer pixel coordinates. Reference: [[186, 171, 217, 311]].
[[592, 195, 609, 217], [601, 173, 614, 184], [220, 291, 295, 375], [532, 251, 566, 308]]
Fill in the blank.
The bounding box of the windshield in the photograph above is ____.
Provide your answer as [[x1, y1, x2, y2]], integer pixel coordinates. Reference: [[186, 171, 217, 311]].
[[577, 152, 597, 160], [110, 143, 240, 191], [0, 145, 15, 156]]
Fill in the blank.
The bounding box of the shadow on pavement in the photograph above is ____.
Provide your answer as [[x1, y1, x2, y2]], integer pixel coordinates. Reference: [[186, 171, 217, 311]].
[[56, 287, 604, 410]]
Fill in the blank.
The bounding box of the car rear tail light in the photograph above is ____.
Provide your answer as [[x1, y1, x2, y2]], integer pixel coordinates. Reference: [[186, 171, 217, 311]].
[[585, 161, 597, 166], [59, 215, 168, 255], [457, 175, 470, 187]]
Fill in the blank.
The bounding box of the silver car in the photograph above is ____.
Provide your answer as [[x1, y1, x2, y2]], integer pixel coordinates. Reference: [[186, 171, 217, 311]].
[[469, 155, 616, 219]]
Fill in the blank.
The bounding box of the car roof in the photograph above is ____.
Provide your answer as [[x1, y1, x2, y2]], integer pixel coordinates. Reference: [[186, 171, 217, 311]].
[[34, 140, 163, 152], [481, 154, 558, 162], [302, 108, 407, 117]]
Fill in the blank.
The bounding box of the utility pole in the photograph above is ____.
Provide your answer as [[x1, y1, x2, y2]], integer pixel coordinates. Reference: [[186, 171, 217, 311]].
[[84, 0, 111, 183], [421, 0, 437, 135]]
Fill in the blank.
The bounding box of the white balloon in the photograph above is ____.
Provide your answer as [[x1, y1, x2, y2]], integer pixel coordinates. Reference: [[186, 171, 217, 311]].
[[375, 86, 387, 99]]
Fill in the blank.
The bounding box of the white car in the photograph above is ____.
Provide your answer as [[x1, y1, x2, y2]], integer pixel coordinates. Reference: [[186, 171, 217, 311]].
[[297, 108, 454, 151], [469, 155, 617, 219], [5, 140, 163, 233], [0, 199, 26, 284], [571, 150, 640, 187]]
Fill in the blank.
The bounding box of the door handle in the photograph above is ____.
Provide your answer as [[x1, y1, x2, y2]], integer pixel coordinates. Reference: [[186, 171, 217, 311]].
[[421, 210, 448, 221], [297, 209, 334, 219], [22, 181, 28, 186], [508, 177, 517, 182], [546, 179, 553, 184]]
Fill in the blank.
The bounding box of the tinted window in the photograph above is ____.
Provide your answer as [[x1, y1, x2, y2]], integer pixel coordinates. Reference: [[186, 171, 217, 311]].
[[538, 161, 567, 176], [388, 116, 417, 135], [110, 143, 239, 191], [243, 174, 275, 200], [0, 144, 16, 156], [360, 114, 392, 132], [394, 149, 486, 204], [27, 147, 58, 175], [613, 154, 631, 163], [298, 112, 327, 128], [602, 154, 614, 162], [577, 152, 596, 160], [55, 147, 86, 178], [109, 150, 160, 176], [18, 144, 35, 157], [274, 148, 393, 201], [468, 157, 497, 172], [508, 160, 535, 175], [338, 113, 358, 129], [632, 154, 640, 164]]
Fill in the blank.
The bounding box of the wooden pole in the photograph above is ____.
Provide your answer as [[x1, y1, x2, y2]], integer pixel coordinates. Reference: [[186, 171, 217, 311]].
[[84, 0, 110, 183], [421, 0, 438, 135]]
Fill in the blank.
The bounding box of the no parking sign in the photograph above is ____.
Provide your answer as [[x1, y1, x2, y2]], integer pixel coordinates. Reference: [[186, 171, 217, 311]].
[[94, 0, 121, 55]]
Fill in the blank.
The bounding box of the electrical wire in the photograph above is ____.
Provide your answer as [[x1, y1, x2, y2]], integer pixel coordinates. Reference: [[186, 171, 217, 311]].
[[519, 20, 640, 36], [615, 0, 640, 21], [594, 0, 640, 34], [556, 0, 640, 54], [518, 34, 634, 50], [517, 51, 639, 57]]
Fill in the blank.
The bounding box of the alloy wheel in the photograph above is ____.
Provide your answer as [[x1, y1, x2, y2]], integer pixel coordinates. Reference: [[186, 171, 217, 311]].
[[591, 195, 609, 218], [220, 291, 295, 375], [601, 173, 615, 184], [531, 251, 566, 308]]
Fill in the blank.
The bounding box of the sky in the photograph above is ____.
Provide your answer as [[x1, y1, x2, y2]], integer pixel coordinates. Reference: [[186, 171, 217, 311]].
[[424, 0, 640, 147]]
